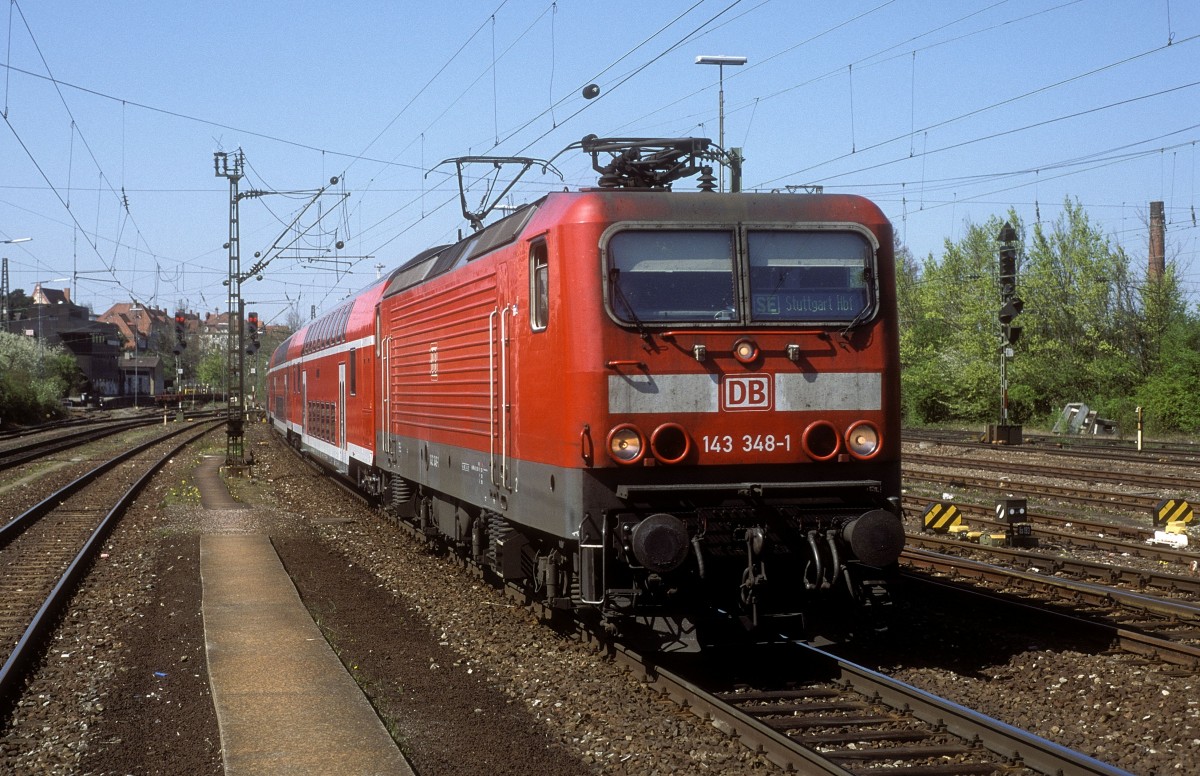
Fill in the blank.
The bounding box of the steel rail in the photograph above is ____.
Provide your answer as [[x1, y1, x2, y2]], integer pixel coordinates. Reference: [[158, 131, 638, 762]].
[[905, 451, 1200, 492], [902, 549, 1200, 668], [0, 409, 224, 471], [901, 495, 1199, 569], [0, 421, 221, 710], [905, 467, 1158, 512], [801, 642, 1133, 776], [0, 419, 216, 545], [903, 428, 1200, 462], [904, 531, 1200, 597], [611, 637, 1133, 776]]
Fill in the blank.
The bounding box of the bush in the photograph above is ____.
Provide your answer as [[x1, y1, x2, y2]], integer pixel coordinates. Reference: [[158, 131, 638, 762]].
[[0, 331, 82, 424]]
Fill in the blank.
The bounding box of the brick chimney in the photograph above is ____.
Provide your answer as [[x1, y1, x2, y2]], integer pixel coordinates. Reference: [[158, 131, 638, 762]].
[[1148, 201, 1165, 280]]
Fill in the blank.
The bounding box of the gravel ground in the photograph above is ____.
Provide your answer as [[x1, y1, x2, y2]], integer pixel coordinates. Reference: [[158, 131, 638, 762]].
[[1, 425, 1196, 774]]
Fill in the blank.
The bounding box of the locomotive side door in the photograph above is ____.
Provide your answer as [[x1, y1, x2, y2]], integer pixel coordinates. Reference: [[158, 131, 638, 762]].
[[490, 263, 515, 492]]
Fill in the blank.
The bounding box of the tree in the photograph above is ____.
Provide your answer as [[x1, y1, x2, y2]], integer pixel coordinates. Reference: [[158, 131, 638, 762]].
[[197, 348, 227, 392], [5, 288, 32, 320], [0, 331, 82, 423], [898, 197, 1199, 433], [1131, 272, 1200, 433], [899, 216, 1013, 424]]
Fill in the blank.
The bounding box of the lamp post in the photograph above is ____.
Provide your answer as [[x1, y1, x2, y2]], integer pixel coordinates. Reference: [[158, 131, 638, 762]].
[[695, 54, 747, 192], [1, 237, 32, 324]]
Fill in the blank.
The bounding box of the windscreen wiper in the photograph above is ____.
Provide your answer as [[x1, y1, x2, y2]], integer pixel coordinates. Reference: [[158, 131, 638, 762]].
[[609, 268, 652, 343]]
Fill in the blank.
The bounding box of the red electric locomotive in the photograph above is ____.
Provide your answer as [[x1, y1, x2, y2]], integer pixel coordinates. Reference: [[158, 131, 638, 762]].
[[268, 138, 904, 648]]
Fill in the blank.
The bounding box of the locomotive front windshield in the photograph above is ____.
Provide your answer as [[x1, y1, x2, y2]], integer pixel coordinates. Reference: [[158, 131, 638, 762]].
[[606, 228, 875, 325], [607, 230, 736, 322]]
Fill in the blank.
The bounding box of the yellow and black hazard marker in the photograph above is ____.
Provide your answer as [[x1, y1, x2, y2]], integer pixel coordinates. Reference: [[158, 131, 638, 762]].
[[922, 502, 962, 533], [1154, 498, 1194, 528]]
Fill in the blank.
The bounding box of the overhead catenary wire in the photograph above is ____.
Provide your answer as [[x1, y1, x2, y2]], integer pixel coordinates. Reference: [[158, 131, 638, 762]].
[[2, 1, 1197, 320]]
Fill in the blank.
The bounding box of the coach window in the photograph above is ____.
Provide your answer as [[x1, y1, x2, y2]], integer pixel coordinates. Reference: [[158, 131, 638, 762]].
[[349, 348, 357, 395], [530, 239, 549, 331]]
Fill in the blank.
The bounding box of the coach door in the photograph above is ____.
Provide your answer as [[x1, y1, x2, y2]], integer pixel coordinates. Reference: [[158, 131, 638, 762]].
[[490, 269, 515, 492], [378, 310, 390, 456], [338, 362, 347, 451], [301, 370, 308, 434]]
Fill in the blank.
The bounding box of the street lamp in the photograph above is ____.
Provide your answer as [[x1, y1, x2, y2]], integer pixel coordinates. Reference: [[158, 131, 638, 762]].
[[695, 54, 747, 191], [1, 237, 32, 323]]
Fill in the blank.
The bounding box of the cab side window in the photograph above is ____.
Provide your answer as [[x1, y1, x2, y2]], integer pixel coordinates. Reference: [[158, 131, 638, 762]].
[[530, 240, 549, 331]]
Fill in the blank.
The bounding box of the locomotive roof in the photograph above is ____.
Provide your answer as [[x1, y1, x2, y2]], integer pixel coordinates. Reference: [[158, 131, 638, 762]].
[[379, 188, 890, 301], [383, 202, 540, 298]]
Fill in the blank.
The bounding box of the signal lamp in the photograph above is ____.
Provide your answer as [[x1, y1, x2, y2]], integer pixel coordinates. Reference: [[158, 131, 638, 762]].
[[996, 498, 1028, 523], [998, 298, 1024, 324], [607, 424, 646, 464]]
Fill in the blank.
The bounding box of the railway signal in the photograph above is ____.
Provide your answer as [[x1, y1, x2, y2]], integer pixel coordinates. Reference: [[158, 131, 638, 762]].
[[173, 312, 187, 355], [246, 311, 260, 355], [997, 497, 1038, 548], [992, 222, 1023, 445]]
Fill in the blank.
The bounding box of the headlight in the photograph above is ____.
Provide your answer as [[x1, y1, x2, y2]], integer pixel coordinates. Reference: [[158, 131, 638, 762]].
[[845, 420, 882, 460], [732, 338, 760, 364], [607, 424, 646, 464]]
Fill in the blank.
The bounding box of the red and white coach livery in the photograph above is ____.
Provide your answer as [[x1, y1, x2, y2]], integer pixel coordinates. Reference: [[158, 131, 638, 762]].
[[268, 277, 387, 485], [269, 138, 904, 647]]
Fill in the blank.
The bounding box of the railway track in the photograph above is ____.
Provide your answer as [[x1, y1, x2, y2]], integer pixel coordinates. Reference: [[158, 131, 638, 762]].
[[900, 495, 1199, 570], [0, 410, 221, 471], [614, 638, 1131, 775], [398, 514, 1148, 773], [0, 419, 221, 713], [904, 428, 1200, 463], [282, 430, 1156, 774], [377, 484, 1134, 773], [905, 531, 1200, 598], [905, 451, 1200, 493], [0, 417, 161, 470], [906, 465, 1168, 514], [901, 548, 1200, 668]]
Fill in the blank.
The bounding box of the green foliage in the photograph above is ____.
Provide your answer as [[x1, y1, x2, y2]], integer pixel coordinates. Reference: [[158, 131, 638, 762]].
[[0, 331, 83, 423], [899, 216, 1016, 424], [197, 349, 228, 389], [1131, 313, 1200, 433], [899, 197, 1196, 433]]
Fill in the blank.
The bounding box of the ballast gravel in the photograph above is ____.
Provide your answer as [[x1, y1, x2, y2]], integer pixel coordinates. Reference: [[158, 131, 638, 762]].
[[0, 424, 1196, 774]]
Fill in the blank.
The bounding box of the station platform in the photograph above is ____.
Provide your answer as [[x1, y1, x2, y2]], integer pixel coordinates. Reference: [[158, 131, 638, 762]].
[[194, 456, 414, 775]]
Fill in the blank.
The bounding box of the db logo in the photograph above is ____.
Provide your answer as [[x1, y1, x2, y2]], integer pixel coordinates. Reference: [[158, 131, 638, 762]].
[[721, 374, 772, 411]]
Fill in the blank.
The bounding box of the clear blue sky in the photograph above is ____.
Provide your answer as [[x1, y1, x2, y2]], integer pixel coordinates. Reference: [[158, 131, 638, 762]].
[[2, 0, 1197, 326]]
